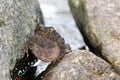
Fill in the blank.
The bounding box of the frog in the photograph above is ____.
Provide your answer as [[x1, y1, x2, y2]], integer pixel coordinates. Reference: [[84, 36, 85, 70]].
[[24, 24, 71, 62]]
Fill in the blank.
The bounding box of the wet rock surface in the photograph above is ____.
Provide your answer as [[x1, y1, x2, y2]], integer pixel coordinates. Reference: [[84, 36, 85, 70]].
[[0, 0, 43, 79], [69, 0, 120, 75], [40, 50, 120, 80]]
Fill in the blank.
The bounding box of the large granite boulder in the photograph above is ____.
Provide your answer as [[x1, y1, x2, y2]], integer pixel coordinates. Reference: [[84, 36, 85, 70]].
[[40, 50, 120, 80], [0, 0, 44, 79], [69, 0, 120, 75]]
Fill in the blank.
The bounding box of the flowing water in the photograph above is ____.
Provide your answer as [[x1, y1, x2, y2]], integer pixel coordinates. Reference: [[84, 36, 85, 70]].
[[38, 0, 85, 50]]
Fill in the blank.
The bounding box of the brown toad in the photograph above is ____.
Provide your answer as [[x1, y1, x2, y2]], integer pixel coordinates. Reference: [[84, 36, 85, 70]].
[[24, 24, 71, 62]]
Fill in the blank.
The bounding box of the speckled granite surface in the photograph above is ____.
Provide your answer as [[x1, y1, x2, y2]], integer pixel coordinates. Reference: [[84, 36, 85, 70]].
[[0, 0, 43, 79]]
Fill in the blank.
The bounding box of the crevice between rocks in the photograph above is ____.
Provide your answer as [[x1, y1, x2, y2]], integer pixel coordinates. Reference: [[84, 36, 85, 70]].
[[68, 0, 120, 75]]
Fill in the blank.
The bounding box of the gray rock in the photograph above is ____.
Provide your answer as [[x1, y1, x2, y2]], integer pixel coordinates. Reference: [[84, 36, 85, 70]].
[[0, 0, 44, 79], [42, 50, 120, 80], [69, 0, 120, 75]]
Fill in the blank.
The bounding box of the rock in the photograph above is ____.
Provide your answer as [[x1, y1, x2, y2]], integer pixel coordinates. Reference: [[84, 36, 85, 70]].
[[40, 50, 120, 80], [69, 0, 120, 75], [0, 0, 44, 79]]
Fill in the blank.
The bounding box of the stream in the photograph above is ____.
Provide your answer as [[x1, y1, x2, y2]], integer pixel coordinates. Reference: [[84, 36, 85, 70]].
[[38, 0, 85, 50]]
